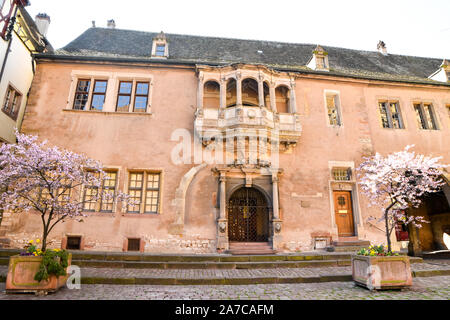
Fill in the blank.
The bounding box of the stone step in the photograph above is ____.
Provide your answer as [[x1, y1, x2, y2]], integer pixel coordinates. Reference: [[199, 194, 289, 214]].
[[1, 262, 446, 286], [328, 246, 369, 253], [332, 240, 370, 247], [228, 242, 276, 255], [0, 248, 422, 261], [0, 254, 423, 269]]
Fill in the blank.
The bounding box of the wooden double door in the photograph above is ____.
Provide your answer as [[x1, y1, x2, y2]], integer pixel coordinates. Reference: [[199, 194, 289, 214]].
[[333, 191, 355, 237]]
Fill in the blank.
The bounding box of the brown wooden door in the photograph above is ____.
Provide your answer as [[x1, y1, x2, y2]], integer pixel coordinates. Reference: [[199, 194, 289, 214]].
[[333, 191, 355, 237]]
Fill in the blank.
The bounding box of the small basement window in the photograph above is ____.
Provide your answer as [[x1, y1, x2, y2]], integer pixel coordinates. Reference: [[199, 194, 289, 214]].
[[127, 238, 141, 252], [66, 236, 82, 250]]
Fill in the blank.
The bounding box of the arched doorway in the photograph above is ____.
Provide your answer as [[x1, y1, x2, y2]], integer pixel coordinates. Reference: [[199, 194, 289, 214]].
[[228, 187, 269, 242]]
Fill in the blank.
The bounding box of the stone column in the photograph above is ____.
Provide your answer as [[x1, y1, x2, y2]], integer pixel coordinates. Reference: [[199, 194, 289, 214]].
[[269, 83, 276, 112], [258, 78, 264, 108], [197, 74, 204, 110], [289, 82, 297, 113], [407, 224, 422, 256], [271, 173, 283, 250], [236, 73, 242, 106], [272, 176, 280, 220], [219, 78, 226, 109], [217, 173, 229, 251]]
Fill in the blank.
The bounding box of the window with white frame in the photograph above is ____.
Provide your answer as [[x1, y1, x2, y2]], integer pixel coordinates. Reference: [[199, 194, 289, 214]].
[[69, 73, 152, 113], [325, 92, 341, 126], [116, 81, 150, 113], [73, 79, 108, 111], [378, 101, 404, 129], [82, 170, 118, 213], [155, 44, 166, 57], [414, 102, 438, 130], [127, 171, 161, 214]]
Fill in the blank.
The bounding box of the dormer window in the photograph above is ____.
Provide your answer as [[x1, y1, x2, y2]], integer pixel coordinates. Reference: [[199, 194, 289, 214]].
[[307, 45, 329, 72], [151, 31, 168, 58], [428, 59, 449, 82], [155, 44, 166, 57]]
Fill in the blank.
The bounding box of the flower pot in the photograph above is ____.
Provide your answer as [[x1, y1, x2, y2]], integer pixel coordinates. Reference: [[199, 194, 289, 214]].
[[5, 253, 72, 294], [352, 255, 412, 290]]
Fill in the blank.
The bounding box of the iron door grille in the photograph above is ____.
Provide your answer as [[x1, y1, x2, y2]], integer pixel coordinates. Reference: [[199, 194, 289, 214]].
[[228, 188, 269, 242]]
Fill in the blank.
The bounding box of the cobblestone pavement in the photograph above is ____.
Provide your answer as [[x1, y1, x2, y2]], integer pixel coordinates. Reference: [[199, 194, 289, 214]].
[[0, 276, 449, 300], [1, 260, 449, 280]]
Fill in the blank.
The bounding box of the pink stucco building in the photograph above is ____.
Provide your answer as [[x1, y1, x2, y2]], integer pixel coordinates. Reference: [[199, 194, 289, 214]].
[[1, 26, 449, 255]]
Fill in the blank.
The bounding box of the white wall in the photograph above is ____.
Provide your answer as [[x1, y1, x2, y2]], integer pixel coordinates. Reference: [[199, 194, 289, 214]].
[[0, 31, 34, 142]]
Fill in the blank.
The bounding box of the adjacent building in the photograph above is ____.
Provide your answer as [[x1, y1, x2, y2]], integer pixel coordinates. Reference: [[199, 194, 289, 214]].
[[2, 24, 449, 255], [0, 0, 52, 143]]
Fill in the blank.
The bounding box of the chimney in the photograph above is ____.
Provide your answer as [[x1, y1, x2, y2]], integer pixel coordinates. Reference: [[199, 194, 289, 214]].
[[35, 13, 50, 37], [377, 40, 387, 55], [107, 19, 116, 29], [92, 20, 96, 28]]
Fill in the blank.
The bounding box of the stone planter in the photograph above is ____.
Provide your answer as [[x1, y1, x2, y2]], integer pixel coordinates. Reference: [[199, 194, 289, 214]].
[[5, 253, 72, 294], [352, 255, 412, 290]]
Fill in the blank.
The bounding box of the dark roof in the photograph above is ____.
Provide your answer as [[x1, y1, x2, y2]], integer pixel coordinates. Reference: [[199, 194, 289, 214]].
[[17, 7, 53, 53], [49, 27, 448, 85]]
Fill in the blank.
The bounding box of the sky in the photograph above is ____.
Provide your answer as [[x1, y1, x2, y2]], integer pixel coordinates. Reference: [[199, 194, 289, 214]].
[[26, 0, 450, 59]]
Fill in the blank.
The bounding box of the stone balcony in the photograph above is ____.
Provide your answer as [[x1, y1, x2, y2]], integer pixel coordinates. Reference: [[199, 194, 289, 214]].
[[194, 106, 302, 149]]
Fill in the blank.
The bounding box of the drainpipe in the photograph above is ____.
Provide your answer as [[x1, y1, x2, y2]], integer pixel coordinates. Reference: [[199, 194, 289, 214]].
[[0, 6, 18, 84]]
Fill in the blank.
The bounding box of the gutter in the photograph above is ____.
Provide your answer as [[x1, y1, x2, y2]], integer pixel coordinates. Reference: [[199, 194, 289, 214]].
[[33, 53, 450, 89], [0, 6, 18, 84]]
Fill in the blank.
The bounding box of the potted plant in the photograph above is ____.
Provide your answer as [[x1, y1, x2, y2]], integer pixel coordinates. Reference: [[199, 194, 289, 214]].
[[0, 131, 133, 294], [354, 145, 447, 290], [6, 239, 72, 294], [352, 244, 412, 290]]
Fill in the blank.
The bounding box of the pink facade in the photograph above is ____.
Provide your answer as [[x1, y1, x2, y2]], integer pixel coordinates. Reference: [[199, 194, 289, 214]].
[[2, 29, 450, 254]]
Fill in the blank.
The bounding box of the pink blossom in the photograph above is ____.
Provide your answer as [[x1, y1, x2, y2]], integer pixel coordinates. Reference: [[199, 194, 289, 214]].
[[0, 130, 135, 251], [357, 145, 447, 252]]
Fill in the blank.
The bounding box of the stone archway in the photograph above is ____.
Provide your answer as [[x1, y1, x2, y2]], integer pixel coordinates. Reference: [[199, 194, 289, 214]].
[[227, 187, 269, 242]]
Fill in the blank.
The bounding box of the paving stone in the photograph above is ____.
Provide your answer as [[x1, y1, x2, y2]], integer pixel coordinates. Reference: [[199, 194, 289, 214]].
[[0, 276, 448, 300]]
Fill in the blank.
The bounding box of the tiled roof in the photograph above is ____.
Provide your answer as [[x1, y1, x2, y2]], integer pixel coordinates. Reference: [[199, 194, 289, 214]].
[[48, 27, 449, 85]]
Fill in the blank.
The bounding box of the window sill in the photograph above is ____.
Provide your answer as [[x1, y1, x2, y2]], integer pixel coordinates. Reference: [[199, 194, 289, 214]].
[[417, 128, 440, 131], [1, 109, 18, 121], [82, 211, 116, 217], [380, 127, 406, 130], [121, 213, 159, 218], [63, 109, 153, 116]]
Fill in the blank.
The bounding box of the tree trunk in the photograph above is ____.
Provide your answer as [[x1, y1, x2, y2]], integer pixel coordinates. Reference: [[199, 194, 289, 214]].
[[385, 208, 392, 252], [41, 217, 50, 252], [0, 209, 3, 228], [41, 228, 48, 252]]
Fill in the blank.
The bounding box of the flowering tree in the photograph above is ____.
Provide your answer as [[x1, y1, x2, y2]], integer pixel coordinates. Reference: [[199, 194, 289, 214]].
[[357, 145, 447, 253], [0, 131, 132, 251]]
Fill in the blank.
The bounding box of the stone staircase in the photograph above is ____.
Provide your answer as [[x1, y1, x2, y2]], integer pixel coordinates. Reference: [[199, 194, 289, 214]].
[[0, 248, 423, 270], [227, 242, 276, 255], [1, 248, 437, 286]]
